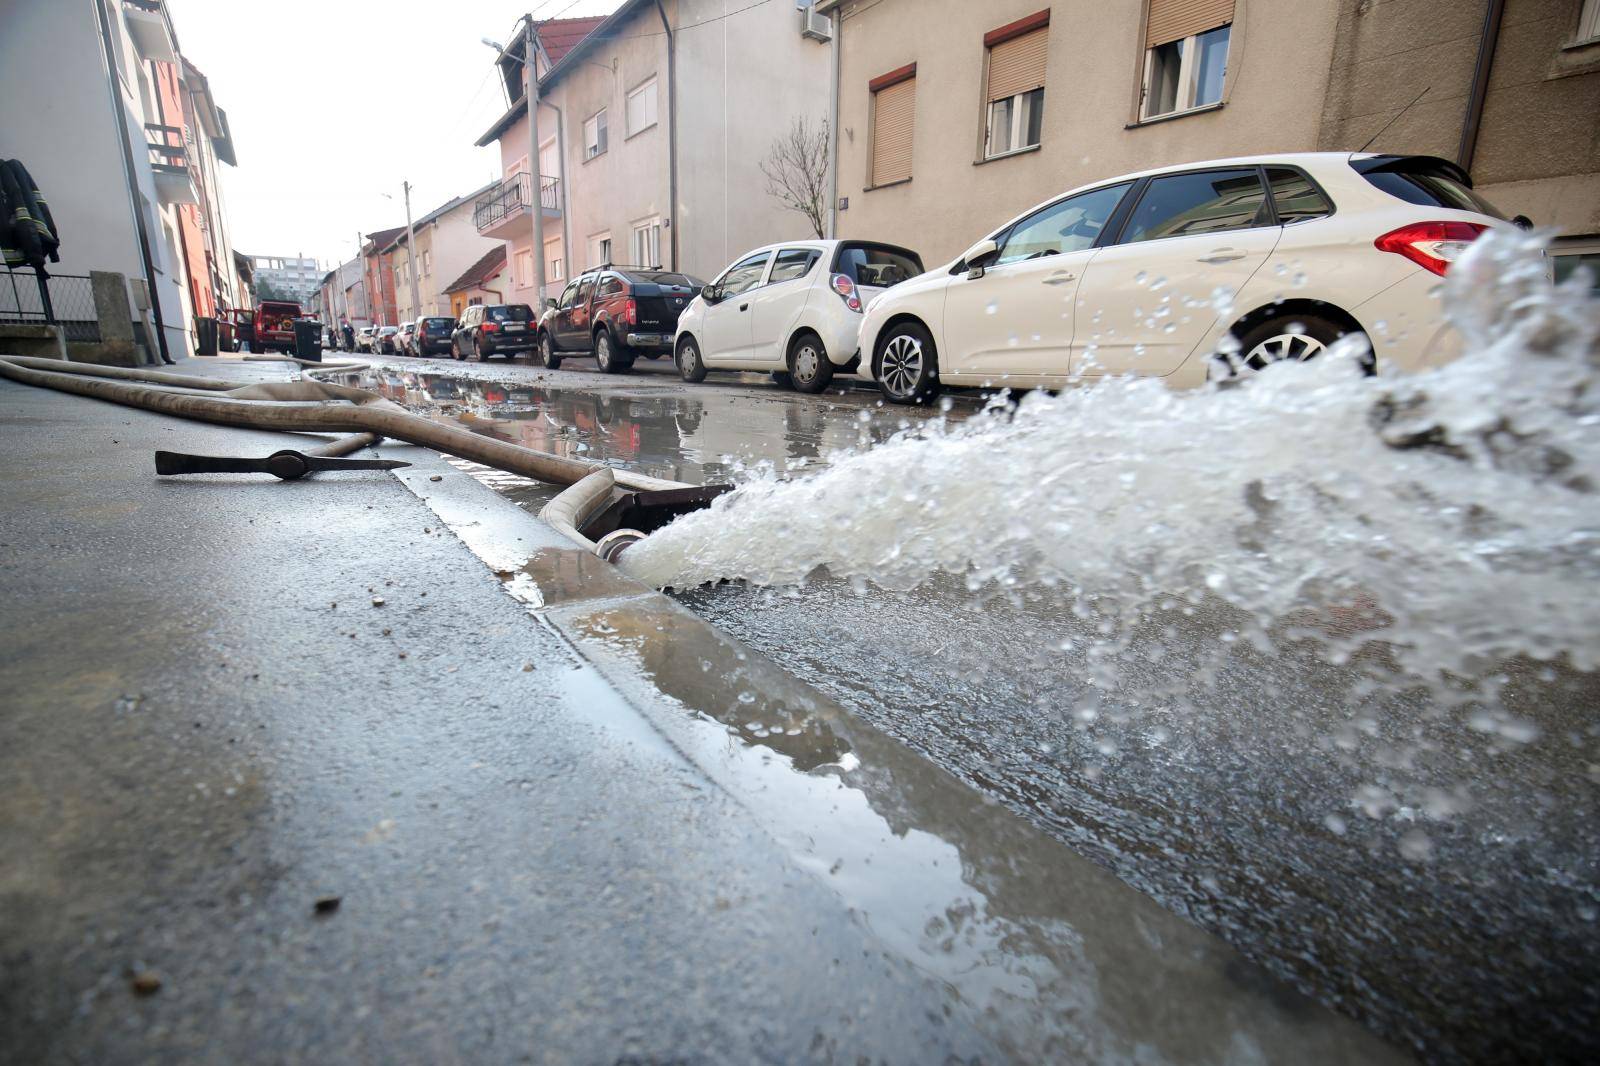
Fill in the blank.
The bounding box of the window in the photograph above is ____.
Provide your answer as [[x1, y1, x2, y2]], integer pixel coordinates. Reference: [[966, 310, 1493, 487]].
[[588, 233, 612, 268], [557, 282, 579, 309], [1551, 239, 1599, 294], [716, 251, 772, 297], [868, 65, 916, 187], [626, 76, 658, 136], [1580, 0, 1600, 44], [421, 250, 432, 275], [583, 109, 608, 160], [597, 274, 625, 297], [1119, 169, 1268, 245], [769, 248, 821, 283], [1265, 168, 1332, 225], [1141, 0, 1233, 120], [984, 15, 1048, 157], [515, 249, 533, 287], [995, 183, 1132, 265], [574, 277, 595, 306], [631, 218, 662, 267], [539, 137, 559, 180], [546, 239, 564, 282]]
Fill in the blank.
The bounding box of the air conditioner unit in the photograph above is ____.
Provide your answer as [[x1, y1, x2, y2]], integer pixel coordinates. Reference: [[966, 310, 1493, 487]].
[[800, 4, 832, 42]]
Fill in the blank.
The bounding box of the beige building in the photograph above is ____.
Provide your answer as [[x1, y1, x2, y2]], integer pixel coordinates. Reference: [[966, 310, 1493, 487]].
[[474, 1, 832, 305], [820, 0, 1600, 281], [383, 184, 501, 321]]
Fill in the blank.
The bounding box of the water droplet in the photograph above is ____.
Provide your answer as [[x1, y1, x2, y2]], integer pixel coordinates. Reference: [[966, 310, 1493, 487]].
[[1133, 271, 1148, 286], [985, 301, 999, 315]]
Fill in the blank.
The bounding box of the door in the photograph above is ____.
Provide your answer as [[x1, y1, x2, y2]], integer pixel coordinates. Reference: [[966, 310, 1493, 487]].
[[1073, 167, 1279, 377], [749, 248, 822, 364], [942, 182, 1133, 385], [561, 277, 595, 349], [700, 251, 771, 364], [548, 282, 578, 349]]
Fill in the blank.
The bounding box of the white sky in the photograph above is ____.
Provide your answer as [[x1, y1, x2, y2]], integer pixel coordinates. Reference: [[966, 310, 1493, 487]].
[[168, 0, 623, 271]]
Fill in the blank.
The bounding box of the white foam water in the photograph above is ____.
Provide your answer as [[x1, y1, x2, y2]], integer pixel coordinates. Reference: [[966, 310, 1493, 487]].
[[621, 233, 1600, 693]]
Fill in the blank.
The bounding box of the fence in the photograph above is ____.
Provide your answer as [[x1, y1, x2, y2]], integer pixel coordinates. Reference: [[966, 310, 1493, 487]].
[[0, 271, 102, 342]]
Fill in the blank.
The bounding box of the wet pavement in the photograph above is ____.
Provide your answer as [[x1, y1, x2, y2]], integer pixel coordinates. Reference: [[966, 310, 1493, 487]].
[[340, 354, 1600, 1065], [0, 356, 1403, 1064]]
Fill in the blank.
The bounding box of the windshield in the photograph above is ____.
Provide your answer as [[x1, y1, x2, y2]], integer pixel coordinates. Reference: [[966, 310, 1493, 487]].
[[833, 244, 923, 289], [487, 305, 533, 322]]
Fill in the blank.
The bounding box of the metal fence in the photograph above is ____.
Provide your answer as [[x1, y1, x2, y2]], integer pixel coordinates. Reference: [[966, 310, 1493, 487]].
[[473, 173, 561, 232], [0, 271, 102, 342]]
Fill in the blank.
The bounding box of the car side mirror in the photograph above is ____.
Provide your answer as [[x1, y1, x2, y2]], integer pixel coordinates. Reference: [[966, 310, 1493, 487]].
[[702, 284, 722, 305], [960, 238, 999, 279]]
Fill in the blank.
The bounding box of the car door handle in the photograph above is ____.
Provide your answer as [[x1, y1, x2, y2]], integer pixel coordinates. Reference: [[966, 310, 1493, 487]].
[[1041, 271, 1076, 285], [1197, 249, 1247, 264], [739, 303, 749, 311]]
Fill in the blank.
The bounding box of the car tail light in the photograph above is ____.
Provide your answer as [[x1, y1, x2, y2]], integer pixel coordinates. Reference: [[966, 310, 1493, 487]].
[[1374, 221, 1488, 276], [623, 297, 637, 326], [830, 273, 862, 312], [482, 321, 499, 333]]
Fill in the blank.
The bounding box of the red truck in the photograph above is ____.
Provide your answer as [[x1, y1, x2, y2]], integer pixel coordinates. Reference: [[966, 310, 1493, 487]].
[[253, 300, 302, 353]]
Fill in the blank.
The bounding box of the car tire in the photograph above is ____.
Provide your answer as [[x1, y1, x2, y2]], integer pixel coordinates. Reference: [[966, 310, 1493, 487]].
[[676, 336, 707, 383], [788, 331, 834, 394], [875, 320, 941, 405], [450, 339, 460, 360], [1229, 313, 1367, 376], [595, 329, 631, 374], [539, 332, 562, 370], [473, 336, 487, 362]]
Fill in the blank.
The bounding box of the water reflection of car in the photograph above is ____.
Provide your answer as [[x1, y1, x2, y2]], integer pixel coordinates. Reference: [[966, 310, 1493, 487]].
[[424, 377, 461, 400], [674, 240, 923, 394], [537, 267, 703, 374], [859, 152, 1521, 404], [451, 303, 536, 360]]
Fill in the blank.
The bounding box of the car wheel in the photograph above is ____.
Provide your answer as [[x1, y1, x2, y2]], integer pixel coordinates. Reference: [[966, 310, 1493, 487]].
[[876, 321, 941, 405], [595, 329, 631, 374], [540, 332, 562, 370], [788, 331, 834, 394], [450, 340, 459, 360], [473, 336, 486, 361], [1229, 313, 1366, 376], [676, 336, 707, 383]]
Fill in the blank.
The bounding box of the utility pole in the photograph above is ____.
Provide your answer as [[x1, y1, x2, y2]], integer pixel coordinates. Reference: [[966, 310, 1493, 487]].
[[402, 180, 422, 320], [526, 14, 547, 309], [357, 230, 370, 325]]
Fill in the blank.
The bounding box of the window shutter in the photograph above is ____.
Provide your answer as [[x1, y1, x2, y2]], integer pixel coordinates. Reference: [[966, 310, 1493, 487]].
[[1145, 0, 1234, 47], [871, 76, 915, 186], [987, 27, 1048, 102]]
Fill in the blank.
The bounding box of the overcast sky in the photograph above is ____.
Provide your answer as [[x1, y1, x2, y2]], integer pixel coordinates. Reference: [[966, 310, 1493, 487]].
[[169, 0, 623, 270]]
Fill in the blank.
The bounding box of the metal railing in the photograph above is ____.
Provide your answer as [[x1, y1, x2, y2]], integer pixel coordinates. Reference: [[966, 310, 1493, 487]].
[[473, 173, 560, 231], [145, 122, 186, 168], [0, 271, 102, 342]]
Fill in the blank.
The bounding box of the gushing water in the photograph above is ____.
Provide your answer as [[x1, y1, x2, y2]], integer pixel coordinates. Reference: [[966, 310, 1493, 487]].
[[621, 233, 1600, 695]]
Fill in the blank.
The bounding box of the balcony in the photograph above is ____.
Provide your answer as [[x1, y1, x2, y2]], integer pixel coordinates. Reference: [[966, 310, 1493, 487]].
[[145, 123, 198, 205], [474, 173, 560, 240]]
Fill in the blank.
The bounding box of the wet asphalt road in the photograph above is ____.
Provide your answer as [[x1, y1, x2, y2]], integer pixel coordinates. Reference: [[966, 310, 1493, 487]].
[[341, 349, 1600, 1065]]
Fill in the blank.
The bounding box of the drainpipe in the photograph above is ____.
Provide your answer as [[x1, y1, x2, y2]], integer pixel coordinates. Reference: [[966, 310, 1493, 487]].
[[549, 101, 573, 288], [654, 0, 679, 270], [1457, 0, 1505, 172], [94, 0, 172, 364], [828, 6, 841, 239]]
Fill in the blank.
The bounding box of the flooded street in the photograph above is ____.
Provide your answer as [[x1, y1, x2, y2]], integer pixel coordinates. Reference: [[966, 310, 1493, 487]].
[[339, 353, 1599, 1065]]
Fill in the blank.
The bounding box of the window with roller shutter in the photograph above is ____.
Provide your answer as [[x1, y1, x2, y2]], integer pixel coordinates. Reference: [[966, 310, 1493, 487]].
[[1141, 0, 1234, 120], [983, 11, 1050, 158], [868, 64, 916, 188]]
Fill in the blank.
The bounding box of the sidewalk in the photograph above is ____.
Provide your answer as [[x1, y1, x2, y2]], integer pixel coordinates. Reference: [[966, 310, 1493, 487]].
[[0, 357, 1404, 1064]]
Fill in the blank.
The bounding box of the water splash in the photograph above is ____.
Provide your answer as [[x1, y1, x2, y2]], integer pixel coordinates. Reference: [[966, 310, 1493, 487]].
[[621, 233, 1600, 691]]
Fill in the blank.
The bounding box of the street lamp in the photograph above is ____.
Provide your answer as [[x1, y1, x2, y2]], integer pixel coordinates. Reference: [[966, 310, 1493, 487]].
[[483, 21, 546, 310]]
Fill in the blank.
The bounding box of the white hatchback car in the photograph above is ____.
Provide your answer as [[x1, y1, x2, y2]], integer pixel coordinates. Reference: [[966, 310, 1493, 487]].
[[859, 152, 1520, 404], [674, 239, 923, 393]]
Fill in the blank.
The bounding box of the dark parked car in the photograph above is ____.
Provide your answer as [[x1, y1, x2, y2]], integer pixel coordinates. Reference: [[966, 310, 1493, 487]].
[[451, 303, 536, 360], [537, 267, 702, 374], [375, 325, 400, 354], [415, 315, 456, 356]]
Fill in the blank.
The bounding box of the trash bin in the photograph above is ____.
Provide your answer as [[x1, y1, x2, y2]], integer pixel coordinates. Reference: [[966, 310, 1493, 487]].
[[293, 319, 323, 362], [195, 315, 219, 356]]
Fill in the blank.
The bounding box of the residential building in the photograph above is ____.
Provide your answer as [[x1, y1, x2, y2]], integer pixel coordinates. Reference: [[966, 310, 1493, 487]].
[[361, 226, 406, 327], [383, 184, 502, 322], [473, 1, 832, 306], [251, 254, 321, 305], [0, 0, 244, 362], [313, 257, 365, 328], [819, 0, 1600, 281], [443, 246, 510, 317]]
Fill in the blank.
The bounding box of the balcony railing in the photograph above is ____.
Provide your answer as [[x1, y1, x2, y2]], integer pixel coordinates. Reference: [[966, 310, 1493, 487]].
[[474, 173, 560, 232]]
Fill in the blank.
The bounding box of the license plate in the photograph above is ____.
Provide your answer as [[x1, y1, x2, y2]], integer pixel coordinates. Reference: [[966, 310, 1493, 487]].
[[504, 324, 525, 332]]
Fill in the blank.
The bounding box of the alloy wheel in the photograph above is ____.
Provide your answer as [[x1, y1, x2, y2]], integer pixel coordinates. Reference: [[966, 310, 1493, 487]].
[[793, 342, 821, 384], [880, 333, 924, 399], [1244, 332, 1327, 369], [596, 333, 611, 371]]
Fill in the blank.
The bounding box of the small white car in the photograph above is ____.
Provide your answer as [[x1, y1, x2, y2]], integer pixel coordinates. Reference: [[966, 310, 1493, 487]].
[[858, 152, 1520, 404], [355, 326, 376, 352], [674, 239, 923, 393]]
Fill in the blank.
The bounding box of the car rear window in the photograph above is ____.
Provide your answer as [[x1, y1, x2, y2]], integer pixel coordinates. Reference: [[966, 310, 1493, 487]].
[[833, 244, 923, 289], [1265, 167, 1333, 224], [630, 271, 700, 288], [487, 305, 533, 322], [1354, 157, 1505, 218], [423, 318, 453, 333]]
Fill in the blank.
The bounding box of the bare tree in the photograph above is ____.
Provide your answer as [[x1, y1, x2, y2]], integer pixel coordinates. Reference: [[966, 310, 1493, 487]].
[[760, 117, 830, 239]]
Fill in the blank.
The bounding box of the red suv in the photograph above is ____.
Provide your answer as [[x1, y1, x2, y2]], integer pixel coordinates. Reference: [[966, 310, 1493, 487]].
[[536, 267, 703, 374]]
